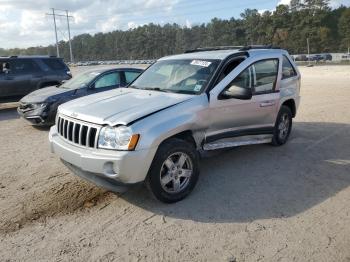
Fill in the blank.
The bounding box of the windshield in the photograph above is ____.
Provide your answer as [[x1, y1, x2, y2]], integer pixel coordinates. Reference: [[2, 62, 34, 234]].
[[60, 71, 100, 89], [131, 59, 220, 94]]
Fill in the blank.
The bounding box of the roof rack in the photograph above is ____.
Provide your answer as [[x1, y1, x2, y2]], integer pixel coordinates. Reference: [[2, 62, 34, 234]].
[[239, 45, 280, 51], [184, 46, 244, 53], [184, 45, 281, 53]]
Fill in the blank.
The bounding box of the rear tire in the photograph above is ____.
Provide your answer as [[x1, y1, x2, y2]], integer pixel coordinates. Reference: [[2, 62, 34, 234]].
[[271, 106, 293, 146], [146, 138, 199, 203]]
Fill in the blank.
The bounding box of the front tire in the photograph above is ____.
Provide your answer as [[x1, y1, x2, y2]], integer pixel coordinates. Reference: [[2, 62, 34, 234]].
[[271, 106, 293, 146], [146, 138, 199, 203]]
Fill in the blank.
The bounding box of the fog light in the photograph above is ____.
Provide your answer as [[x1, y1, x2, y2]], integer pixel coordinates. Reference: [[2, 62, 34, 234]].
[[103, 162, 118, 177]]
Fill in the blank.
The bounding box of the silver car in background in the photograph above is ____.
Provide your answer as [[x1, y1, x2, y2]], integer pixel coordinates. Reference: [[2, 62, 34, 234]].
[[49, 46, 301, 203]]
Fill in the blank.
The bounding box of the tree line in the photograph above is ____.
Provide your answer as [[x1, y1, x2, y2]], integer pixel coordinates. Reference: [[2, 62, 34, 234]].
[[1, 0, 350, 61]]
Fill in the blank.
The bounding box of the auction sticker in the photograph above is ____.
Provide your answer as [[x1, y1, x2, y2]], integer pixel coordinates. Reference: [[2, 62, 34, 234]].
[[194, 84, 202, 91], [191, 60, 212, 67]]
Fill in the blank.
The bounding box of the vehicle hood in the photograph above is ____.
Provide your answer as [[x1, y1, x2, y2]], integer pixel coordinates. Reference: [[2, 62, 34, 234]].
[[58, 88, 193, 126], [20, 86, 75, 103]]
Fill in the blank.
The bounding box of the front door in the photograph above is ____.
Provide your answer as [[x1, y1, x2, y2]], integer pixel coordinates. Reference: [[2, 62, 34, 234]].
[[206, 57, 280, 144], [88, 71, 122, 95]]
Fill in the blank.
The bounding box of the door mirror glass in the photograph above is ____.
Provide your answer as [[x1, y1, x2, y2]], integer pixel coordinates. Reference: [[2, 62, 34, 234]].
[[220, 85, 252, 100]]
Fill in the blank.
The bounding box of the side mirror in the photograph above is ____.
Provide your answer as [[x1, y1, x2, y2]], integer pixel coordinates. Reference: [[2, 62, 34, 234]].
[[219, 85, 252, 100], [80, 83, 89, 89]]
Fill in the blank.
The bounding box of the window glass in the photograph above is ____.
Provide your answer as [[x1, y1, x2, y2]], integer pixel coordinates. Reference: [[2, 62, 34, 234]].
[[60, 71, 100, 89], [11, 59, 40, 73], [253, 59, 278, 93], [125, 71, 141, 84], [42, 58, 66, 70], [282, 56, 297, 79], [131, 59, 220, 94], [227, 67, 252, 91], [94, 72, 120, 89]]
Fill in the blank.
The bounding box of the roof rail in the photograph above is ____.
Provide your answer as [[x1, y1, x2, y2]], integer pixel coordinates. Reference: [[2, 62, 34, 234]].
[[184, 45, 281, 53], [239, 45, 281, 51], [184, 46, 244, 53], [10, 55, 18, 58]]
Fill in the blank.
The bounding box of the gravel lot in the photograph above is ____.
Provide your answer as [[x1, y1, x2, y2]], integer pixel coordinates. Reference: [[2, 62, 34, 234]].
[[0, 65, 350, 262]]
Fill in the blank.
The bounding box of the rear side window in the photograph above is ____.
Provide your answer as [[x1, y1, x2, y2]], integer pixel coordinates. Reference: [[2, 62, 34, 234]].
[[42, 58, 66, 70], [11, 59, 40, 73], [253, 59, 279, 93], [125, 71, 141, 84], [282, 56, 297, 79]]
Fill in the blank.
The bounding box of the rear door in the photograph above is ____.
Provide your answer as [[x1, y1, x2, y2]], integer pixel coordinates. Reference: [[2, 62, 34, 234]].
[[207, 55, 280, 143], [9, 59, 41, 96]]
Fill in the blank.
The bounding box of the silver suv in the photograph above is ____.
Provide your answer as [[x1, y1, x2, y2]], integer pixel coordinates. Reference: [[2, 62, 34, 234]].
[[49, 46, 301, 203]]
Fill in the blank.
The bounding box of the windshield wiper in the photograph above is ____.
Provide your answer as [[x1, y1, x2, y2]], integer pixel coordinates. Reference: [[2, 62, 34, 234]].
[[165, 89, 196, 95], [137, 87, 172, 93]]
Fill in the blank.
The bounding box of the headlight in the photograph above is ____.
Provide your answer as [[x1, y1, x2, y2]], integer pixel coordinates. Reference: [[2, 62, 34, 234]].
[[31, 103, 48, 112], [98, 126, 140, 151], [32, 103, 48, 109]]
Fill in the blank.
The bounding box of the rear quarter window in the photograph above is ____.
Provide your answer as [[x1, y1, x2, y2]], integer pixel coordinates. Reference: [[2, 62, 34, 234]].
[[42, 59, 66, 70]]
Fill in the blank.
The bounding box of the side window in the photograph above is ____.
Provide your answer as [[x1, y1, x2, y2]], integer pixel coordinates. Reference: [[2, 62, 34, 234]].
[[125, 71, 141, 84], [217, 58, 246, 84], [42, 59, 66, 70], [226, 66, 252, 91], [11, 59, 40, 73], [282, 56, 297, 79], [0, 62, 10, 73], [253, 59, 279, 93], [94, 72, 120, 89]]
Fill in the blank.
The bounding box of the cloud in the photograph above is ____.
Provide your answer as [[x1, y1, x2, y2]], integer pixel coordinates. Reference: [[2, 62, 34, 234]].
[[277, 0, 350, 7], [0, 0, 179, 48]]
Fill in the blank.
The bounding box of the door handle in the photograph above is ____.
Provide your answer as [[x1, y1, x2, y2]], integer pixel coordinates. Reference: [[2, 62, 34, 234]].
[[260, 101, 275, 107]]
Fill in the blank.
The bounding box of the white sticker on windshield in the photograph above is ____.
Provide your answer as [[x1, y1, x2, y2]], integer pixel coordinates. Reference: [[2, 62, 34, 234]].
[[194, 84, 202, 92], [191, 60, 212, 67]]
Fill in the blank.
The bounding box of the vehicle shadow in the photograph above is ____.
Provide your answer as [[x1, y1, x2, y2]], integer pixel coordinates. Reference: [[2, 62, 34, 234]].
[[0, 108, 19, 121], [122, 122, 350, 223]]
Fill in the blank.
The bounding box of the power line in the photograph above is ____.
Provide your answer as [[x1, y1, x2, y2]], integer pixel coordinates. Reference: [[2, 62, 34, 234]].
[[46, 8, 74, 61]]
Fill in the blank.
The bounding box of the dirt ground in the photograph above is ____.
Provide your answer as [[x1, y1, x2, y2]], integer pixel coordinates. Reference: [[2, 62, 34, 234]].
[[0, 65, 350, 262]]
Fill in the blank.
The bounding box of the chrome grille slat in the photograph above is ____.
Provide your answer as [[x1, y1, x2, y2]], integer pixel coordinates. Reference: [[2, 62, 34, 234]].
[[56, 115, 100, 149], [79, 125, 83, 145], [86, 127, 91, 147], [72, 122, 76, 143]]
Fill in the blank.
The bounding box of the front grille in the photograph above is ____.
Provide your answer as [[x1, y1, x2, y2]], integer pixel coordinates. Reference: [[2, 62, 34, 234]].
[[57, 115, 100, 148]]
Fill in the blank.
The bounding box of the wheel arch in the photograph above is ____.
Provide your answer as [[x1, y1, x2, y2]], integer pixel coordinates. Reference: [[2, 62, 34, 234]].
[[281, 99, 296, 118], [158, 130, 197, 149]]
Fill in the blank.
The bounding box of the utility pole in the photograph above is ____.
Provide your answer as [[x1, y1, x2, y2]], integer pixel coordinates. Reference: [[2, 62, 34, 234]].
[[66, 10, 73, 62], [46, 8, 74, 61], [307, 38, 310, 65], [52, 8, 60, 57]]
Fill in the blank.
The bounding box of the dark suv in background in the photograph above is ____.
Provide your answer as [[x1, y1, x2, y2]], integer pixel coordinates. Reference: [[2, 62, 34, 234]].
[[0, 56, 71, 101]]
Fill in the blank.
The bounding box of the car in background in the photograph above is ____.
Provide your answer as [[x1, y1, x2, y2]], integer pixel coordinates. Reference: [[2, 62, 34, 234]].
[[18, 67, 143, 125], [0, 56, 71, 101], [321, 53, 332, 61], [294, 55, 308, 61]]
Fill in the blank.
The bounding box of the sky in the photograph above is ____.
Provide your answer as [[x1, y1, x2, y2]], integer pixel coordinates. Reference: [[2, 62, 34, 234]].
[[0, 0, 349, 49]]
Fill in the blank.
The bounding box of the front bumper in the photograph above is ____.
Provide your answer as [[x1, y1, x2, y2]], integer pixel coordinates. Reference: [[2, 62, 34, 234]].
[[17, 104, 55, 125], [49, 125, 157, 186]]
